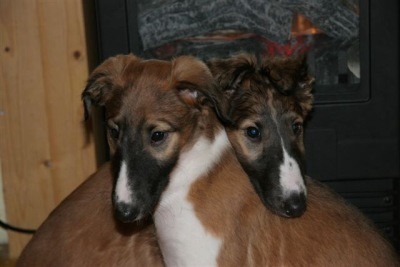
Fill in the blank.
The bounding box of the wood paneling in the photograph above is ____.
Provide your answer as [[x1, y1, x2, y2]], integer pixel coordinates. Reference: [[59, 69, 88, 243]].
[[0, 0, 97, 257]]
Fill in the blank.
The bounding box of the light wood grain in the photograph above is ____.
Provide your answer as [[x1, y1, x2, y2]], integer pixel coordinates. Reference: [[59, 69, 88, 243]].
[[0, 0, 97, 258]]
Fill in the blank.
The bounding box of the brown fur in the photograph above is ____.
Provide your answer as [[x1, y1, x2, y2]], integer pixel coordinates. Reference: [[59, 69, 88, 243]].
[[17, 163, 163, 267], [18, 54, 224, 266], [18, 54, 399, 266], [189, 150, 399, 266], [208, 54, 314, 119], [18, 154, 399, 266], [204, 53, 398, 265]]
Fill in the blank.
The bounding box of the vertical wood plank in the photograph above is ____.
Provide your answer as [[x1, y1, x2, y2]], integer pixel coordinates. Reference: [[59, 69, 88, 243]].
[[0, 0, 97, 258]]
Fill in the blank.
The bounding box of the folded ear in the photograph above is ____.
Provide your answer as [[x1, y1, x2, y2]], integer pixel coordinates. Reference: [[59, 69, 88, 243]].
[[171, 56, 232, 125], [207, 54, 257, 98], [206, 54, 258, 125], [208, 54, 314, 118], [261, 55, 309, 93], [262, 55, 315, 115], [82, 54, 140, 120]]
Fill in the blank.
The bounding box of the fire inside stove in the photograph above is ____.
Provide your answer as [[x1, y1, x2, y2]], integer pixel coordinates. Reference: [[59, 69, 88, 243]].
[[291, 13, 321, 36], [138, 0, 361, 87]]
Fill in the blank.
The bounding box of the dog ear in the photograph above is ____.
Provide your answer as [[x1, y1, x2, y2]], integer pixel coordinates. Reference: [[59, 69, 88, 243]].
[[82, 54, 140, 120], [207, 54, 257, 98], [171, 56, 232, 125], [295, 56, 315, 116], [207, 54, 257, 125], [262, 55, 315, 115], [261, 55, 308, 93]]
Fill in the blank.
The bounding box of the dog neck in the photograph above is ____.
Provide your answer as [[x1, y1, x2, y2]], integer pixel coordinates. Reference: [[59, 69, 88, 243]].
[[154, 128, 230, 267]]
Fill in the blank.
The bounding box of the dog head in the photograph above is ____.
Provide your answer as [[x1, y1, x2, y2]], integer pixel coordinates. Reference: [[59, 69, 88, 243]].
[[208, 54, 314, 217], [83, 54, 227, 222]]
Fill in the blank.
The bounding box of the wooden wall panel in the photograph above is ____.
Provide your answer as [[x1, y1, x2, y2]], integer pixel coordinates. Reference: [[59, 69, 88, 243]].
[[0, 0, 97, 258]]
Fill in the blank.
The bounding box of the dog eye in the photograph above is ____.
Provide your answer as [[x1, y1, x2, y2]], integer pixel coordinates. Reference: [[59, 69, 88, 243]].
[[246, 127, 261, 140], [292, 122, 303, 136], [151, 131, 167, 145], [108, 126, 119, 140]]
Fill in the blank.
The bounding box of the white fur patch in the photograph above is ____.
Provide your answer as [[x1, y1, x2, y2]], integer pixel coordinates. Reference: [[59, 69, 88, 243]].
[[115, 161, 133, 204], [154, 130, 229, 267], [279, 140, 306, 197]]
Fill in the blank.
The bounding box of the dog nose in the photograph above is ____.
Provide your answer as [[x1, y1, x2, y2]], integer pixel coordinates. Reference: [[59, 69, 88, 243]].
[[114, 202, 140, 223], [283, 193, 307, 218]]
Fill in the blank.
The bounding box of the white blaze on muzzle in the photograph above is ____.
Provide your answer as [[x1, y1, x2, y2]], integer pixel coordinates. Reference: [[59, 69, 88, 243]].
[[278, 140, 307, 197], [115, 161, 134, 204]]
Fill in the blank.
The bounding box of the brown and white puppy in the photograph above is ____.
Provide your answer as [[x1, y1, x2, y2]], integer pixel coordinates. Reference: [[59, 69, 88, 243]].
[[81, 54, 234, 266], [18, 54, 398, 266], [83, 54, 398, 266], [80, 55, 229, 225], [206, 54, 399, 265], [208, 54, 312, 218], [18, 54, 230, 266]]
